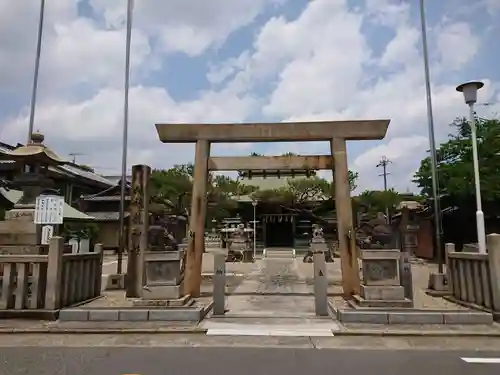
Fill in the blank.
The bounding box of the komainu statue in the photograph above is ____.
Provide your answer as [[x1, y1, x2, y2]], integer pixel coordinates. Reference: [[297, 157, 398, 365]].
[[356, 212, 398, 249]]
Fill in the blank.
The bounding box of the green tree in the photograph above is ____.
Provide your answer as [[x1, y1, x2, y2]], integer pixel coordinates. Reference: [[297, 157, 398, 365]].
[[150, 165, 256, 224], [354, 189, 415, 218], [250, 171, 359, 206], [413, 117, 500, 203]]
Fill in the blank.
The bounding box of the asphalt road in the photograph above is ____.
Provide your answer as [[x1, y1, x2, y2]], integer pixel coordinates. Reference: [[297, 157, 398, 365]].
[[0, 347, 499, 375]]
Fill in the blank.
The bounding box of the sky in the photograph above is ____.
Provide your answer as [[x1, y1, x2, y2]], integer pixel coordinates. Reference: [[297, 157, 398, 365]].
[[0, 0, 499, 194]]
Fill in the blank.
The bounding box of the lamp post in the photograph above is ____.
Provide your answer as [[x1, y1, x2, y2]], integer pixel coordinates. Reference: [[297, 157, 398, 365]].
[[456, 81, 486, 253], [252, 201, 258, 258]]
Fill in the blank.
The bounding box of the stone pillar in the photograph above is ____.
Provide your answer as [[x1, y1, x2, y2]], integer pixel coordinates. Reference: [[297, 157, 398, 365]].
[[45, 236, 64, 309], [399, 207, 415, 300], [213, 252, 226, 315], [126, 164, 151, 298], [313, 251, 328, 316], [331, 137, 360, 297], [185, 140, 210, 297], [486, 234, 500, 314], [445, 243, 455, 293]]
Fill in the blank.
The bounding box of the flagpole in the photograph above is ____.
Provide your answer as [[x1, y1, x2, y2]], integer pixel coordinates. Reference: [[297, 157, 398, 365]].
[[419, 0, 443, 274], [117, 0, 134, 275], [27, 0, 46, 143]]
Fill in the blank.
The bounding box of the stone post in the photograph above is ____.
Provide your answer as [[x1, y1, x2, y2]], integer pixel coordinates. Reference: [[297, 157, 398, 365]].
[[126, 164, 151, 298], [313, 251, 328, 316], [331, 137, 359, 297], [95, 243, 104, 293], [486, 234, 500, 314], [185, 140, 210, 297], [399, 207, 415, 300], [45, 236, 64, 310], [445, 243, 455, 293], [213, 252, 226, 315]]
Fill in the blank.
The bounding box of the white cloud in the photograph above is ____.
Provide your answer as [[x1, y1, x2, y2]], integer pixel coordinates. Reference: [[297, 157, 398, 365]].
[[89, 0, 285, 56], [435, 22, 479, 71], [0, 0, 498, 195]]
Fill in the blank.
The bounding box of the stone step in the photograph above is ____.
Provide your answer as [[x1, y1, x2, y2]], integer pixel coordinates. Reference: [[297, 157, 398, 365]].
[[263, 248, 296, 259]]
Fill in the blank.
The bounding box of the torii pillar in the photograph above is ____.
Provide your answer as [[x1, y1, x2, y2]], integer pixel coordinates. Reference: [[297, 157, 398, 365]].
[[184, 140, 210, 297], [332, 138, 360, 296]]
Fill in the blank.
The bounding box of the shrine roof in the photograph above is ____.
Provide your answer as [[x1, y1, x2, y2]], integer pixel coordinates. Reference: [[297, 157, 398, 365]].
[[0, 140, 115, 188], [85, 211, 130, 221]]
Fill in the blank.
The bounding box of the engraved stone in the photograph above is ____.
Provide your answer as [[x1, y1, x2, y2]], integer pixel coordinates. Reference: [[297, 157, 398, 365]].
[[363, 259, 398, 285]]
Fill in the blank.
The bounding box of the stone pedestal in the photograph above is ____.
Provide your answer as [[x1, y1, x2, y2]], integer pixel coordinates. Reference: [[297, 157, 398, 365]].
[[356, 249, 412, 308], [134, 250, 191, 307]]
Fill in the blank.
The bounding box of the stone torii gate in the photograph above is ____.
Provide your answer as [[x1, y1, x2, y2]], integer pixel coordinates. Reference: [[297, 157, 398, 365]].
[[155, 120, 390, 298]]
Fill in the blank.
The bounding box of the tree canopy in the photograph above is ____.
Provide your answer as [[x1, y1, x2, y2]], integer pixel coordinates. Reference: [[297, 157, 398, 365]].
[[150, 164, 257, 224], [250, 171, 359, 206], [354, 189, 422, 219], [413, 117, 500, 206]]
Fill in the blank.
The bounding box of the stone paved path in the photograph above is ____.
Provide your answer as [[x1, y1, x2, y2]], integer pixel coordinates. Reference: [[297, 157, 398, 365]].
[[224, 256, 318, 317]]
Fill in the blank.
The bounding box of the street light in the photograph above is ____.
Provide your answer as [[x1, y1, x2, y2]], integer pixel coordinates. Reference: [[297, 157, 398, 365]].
[[252, 200, 258, 258], [456, 81, 486, 253]]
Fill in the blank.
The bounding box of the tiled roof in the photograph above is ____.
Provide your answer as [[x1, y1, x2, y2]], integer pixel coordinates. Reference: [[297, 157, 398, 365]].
[[59, 164, 115, 186], [102, 175, 132, 185], [0, 142, 115, 187], [85, 212, 130, 221], [81, 195, 129, 201]]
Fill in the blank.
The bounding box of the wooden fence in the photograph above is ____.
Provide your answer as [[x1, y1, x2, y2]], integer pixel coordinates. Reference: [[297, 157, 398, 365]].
[[0, 236, 102, 312], [446, 233, 500, 313]]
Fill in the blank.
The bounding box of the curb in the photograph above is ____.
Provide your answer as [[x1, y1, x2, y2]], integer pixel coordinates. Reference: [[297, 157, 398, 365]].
[[0, 327, 208, 334], [335, 329, 500, 337]]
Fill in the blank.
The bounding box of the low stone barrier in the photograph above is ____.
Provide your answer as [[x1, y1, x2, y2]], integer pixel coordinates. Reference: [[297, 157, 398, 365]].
[[446, 234, 500, 315]]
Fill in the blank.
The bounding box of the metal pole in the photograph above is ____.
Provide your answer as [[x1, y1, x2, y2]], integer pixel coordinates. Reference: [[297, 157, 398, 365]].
[[419, 0, 443, 273], [253, 204, 257, 258], [469, 104, 487, 253], [117, 0, 134, 275], [27, 0, 46, 143]]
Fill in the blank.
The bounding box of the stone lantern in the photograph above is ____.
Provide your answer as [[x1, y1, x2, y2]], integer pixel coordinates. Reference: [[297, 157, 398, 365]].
[[0, 133, 66, 251], [0, 132, 65, 216]]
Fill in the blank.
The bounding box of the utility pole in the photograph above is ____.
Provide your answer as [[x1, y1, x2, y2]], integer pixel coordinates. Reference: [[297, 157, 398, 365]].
[[68, 153, 85, 164], [376, 156, 392, 223], [27, 0, 46, 143]]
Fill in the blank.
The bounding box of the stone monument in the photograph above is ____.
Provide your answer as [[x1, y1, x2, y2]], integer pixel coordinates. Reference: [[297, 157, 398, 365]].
[[355, 248, 412, 307], [128, 165, 190, 307]]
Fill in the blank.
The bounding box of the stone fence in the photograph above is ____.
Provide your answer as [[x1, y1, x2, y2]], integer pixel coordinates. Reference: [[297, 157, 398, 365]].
[[446, 233, 500, 313], [0, 236, 102, 317]]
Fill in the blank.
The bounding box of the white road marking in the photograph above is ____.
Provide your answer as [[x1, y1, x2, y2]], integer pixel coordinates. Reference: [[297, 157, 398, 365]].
[[461, 357, 500, 364], [204, 322, 337, 337], [102, 260, 118, 266], [206, 327, 334, 337]]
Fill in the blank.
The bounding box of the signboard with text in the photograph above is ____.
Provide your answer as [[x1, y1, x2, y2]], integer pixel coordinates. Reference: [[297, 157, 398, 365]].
[[34, 195, 64, 225]]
